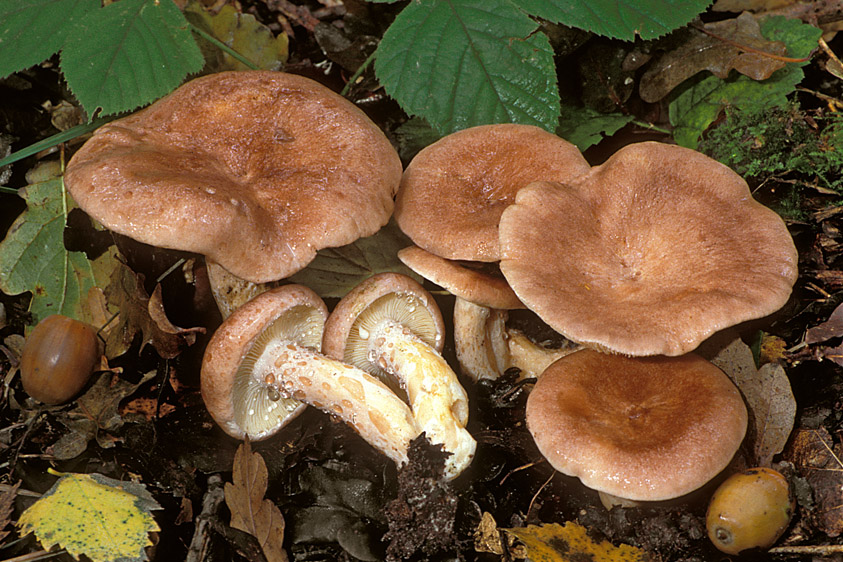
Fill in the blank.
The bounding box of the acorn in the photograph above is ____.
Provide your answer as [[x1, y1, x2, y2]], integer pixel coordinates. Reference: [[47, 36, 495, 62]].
[[20, 315, 101, 405], [706, 467, 794, 555]]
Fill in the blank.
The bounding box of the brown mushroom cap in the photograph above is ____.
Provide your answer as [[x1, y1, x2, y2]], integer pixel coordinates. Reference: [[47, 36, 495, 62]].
[[65, 71, 402, 283], [394, 124, 590, 262], [397, 245, 524, 310], [526, 349, 748, 501], [499, 142, 799, 357]]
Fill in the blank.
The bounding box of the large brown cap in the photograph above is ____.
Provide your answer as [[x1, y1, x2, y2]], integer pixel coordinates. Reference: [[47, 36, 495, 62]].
[[500, 142, 799, 357], [394, 124, 590, 262], [65, 71, 402, 283], [526, 349, 748, 501]]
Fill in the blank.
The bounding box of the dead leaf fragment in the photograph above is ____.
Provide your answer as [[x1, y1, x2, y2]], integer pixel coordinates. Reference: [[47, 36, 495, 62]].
[[640, 12, 787, 102], [0, 480, 19, 543], [224, 440, 288, 562], [783, 428, 843, 536], [708, 337, 796, 467], [104, 263, 204, 359], [805, 301, 843, 344], [505, 521, 651, 562]]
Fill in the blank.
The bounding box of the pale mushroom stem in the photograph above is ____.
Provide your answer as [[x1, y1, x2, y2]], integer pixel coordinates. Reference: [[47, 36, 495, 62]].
[[363, 318, 476, 480], [454, 298, 580, 382], [258, 339, 421, 466], [453, 298, 509, 381]]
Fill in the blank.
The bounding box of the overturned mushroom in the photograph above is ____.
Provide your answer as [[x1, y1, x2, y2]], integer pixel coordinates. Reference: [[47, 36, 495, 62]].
[[322, 273, 476, 479], [201, 284, 420, 466], [65, 70, 402, 284], [526, 349, 748, 502], [500, 142, 799, 356]]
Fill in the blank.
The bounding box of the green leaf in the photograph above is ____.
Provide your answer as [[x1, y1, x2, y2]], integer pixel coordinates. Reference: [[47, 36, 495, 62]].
[[18, 472, 161, 562], [558, 104, 634, 150], [0, 163, 119, 324], [668, 15, 821, 148], [0, 0, 98, 79], [374, 0, 560, 134], [288, 222, 420, 298], [515, 0, 712, 40], [61, 0, 204, 118], [185, 1, 288, 72]]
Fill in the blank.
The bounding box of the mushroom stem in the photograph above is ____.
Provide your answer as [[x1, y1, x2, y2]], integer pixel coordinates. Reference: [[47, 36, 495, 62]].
[[364, 318, 476, 479], [453, 298, 509, 381], [454, 298, 580, 382], [260, 339, 421, 466]]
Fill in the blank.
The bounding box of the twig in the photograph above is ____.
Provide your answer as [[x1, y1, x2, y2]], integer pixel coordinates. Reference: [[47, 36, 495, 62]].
[[769, 544, 843, 555], [185, 474, 226, 562], [0, 549, 66, 562]]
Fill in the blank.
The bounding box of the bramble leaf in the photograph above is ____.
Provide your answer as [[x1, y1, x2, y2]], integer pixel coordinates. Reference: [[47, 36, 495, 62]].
[[61, 0, 204, 118], [374, 0, 559, 134], [514, 0, 712, 40], [0, 162, 119, 326], [18, 473, 161, 562], [0, 0, 98, 79]]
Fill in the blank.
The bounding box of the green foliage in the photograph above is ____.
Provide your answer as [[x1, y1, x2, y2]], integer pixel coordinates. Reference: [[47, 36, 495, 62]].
[[669, 16, 821, 148], [0, 163, 118, 325], [374, 0, 559, 135], [699, 103, 843, 216], [0, 0, 204, 119], [515, 0, 712, 40], [374, 0, 710, 135], [558, 103, 635, 151]]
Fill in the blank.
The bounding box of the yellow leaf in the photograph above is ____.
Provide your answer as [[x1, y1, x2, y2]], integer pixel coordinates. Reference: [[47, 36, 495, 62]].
[[18, 473, 161, 562], [505, 522, 651, 562]]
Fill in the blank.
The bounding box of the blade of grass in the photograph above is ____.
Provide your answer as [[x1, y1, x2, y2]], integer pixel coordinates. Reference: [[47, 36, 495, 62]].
[[189, 22, 260, 70]]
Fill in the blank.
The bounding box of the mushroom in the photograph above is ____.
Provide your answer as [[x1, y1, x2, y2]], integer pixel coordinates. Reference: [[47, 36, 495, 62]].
[[499, 142, 799, 357], [201, 284, 421, 466], [393, 125, 590, 380], [397, 245, 579, 381], [322, 273, 476, 479], [64, 70, 402, 284], [526, 349, 748, 503], [395, 123, 591, 262]]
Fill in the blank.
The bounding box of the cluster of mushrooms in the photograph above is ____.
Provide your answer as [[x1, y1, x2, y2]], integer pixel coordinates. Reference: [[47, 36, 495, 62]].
[[63, 71, 799, 502]]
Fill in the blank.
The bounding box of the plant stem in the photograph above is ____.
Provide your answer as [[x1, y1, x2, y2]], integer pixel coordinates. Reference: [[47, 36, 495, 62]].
[[0, 117, 117, 171], [340, 50, 377, 97], [189, 23, 260, 71]]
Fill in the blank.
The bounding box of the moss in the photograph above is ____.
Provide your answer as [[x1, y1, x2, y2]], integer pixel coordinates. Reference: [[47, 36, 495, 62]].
[[699, 102, 843, 218]]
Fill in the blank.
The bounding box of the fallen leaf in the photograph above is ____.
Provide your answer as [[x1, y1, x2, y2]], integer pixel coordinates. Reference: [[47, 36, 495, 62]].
[[50, 370, 157, 459], [288, 221, 420, 298], [505, 521, 651, 562], [805, 301, 843, 344], [224, 440, 288, 562], [783, 428, 843, 536], [708, 337, 796, 466], [185, 0, 288, 72], [18, 472, 161, 562], [640, 13, 787, 102], [474, 511, 526, 557], [0, 481, 19, 543], [104, 262, 204, 359], [0, 161, 120, 325]]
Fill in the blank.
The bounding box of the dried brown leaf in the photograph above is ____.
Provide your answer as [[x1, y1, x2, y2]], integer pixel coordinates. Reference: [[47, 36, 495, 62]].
[[783, 428, 843, 537], [639, 12, 787, 102], [224, 440, 288, 562], [104, 262, 204, 359], [709, 338, 796, 466], [0, 481, 19, 542], [806, 301, 843, 344]]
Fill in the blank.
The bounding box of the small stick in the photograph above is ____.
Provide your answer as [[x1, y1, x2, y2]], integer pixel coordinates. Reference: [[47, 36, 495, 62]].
[[185, 474, 226, 562]]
